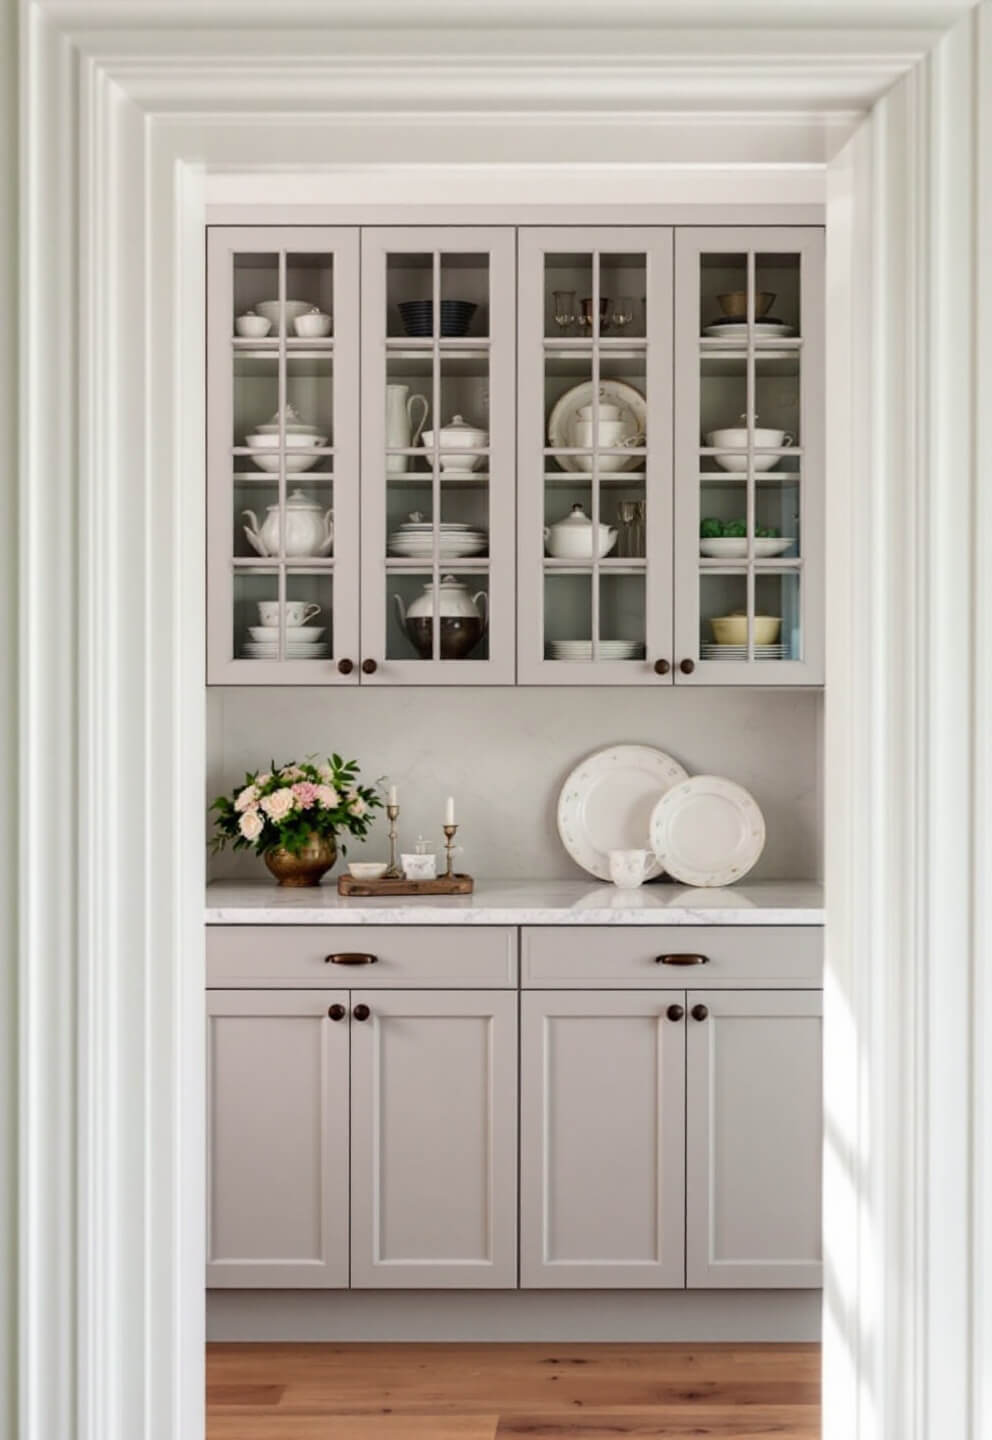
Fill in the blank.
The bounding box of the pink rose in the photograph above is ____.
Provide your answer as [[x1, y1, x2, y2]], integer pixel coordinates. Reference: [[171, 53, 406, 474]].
[[293, 781, 318, 809], [315, 785, 339, 809]]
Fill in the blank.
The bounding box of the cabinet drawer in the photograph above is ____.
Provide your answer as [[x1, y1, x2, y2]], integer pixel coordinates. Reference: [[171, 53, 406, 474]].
[[207, 926, 517, 988], [521, 926, 821, 989]]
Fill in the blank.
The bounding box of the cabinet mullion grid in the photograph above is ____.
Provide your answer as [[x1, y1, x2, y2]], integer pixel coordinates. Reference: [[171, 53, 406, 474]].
[[591, 250, 601, 663], [431, 250, 441, 662], [745, 249, 756, 664]]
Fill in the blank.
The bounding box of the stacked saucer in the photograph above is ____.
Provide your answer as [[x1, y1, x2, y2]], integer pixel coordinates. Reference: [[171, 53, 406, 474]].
[[700, 643, 790, 662], [244, 624, 329, 660], [388, 515, 488, 560], [548, 639, 645, 661]]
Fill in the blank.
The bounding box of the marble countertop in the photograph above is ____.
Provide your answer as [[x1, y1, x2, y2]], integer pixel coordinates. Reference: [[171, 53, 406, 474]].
[[205, 879, 824, 926]]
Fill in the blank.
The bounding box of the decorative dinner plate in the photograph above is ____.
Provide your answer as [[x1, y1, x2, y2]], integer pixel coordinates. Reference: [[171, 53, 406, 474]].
[[557, 743, 688, 882], [547, 379, 646, 474], [649, 775, 765, 887]]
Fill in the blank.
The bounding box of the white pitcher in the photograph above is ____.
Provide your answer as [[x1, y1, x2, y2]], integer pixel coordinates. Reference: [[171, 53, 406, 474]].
[[386, 385, 429, 473]]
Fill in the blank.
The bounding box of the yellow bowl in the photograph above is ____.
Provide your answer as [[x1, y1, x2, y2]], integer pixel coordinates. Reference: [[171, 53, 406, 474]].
[[716, 290, 775, 318], [710, 614, 782, 645]]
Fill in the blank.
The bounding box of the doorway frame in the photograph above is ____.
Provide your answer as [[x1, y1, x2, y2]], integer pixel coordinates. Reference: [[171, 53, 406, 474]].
[[11, 4, 992, 1439]]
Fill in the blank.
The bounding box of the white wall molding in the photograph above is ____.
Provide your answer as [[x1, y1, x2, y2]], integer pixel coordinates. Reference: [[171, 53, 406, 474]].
[[12, 2, 990, 1439]]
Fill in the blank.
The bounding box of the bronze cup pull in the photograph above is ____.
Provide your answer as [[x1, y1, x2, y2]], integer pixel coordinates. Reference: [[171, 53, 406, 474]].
[[691, 1003, 709, 1022], [327, 1003, 347, 1021], [666, 1003, 685, 1022], [656, 953, 709, 966], [353, 1003, 371, 1022], [325, 952, 379, 966]]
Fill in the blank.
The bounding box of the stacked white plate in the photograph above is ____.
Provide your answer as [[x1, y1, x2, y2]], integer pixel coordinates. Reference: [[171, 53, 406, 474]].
[[700, 643, 790, 661], [703, 319, 795, 340], [548, 639, 645, 661], [388, 519, 488, 560], [244, 623, 328, 660]]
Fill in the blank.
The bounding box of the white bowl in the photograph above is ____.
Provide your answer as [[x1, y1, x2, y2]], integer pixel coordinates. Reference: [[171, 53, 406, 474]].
[[235, 314, 272, 338], [710, 613, 782, 645], [245, 432, 323, 449], [256, 300, 313, 329], [248, 625, 325, 643], [699, 537, 793, 559], [705, 427, 793, 472], [348, 861, 388, 880], [294, 311, 333, 338]]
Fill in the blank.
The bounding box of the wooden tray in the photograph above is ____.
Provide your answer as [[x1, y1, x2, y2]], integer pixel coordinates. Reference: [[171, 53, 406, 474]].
[[337, 873, 474, 897]]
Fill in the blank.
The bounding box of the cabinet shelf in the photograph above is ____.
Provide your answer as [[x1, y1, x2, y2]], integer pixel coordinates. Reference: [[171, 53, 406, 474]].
[[233, 471, 334, 484], [232, 557, 335, 570], [543, 470, 646, 485], [385, 348, 491, 377], [232, 337, 335, 351], [697, 557, 803, 571], [385, 557, 489, 572], [543, 558, 647, 573], [699, 470, 800, 484]]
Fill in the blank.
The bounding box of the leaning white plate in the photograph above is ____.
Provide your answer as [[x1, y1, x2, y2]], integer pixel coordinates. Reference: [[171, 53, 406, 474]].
[[557, 743, 688, 882], [547, 379, 646, 474], [699, 537, 793, 559], [649, 775, 765, 887]]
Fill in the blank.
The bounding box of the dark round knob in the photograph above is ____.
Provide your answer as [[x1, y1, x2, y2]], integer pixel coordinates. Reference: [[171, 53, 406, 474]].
[[654, 659, 671, 676], [353, 1003, 371, 1022], [327, 1003, 347, 1021], [680, 658, 695, 675], [337, 658, 354, 675], [666, 1003, 685, 1022], [691, 1003, 709, 1022], [361, 658, 378, 675]]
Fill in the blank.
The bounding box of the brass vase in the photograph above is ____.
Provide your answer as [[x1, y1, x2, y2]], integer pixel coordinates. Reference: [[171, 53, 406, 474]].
[[263, 831, 337, 887]]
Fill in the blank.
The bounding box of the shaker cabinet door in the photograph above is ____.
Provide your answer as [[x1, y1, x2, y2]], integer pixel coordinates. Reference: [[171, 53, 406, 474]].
[[349, 989, 518, 1287], [685, 989, 823, 1288], [206, 990, 350, 1288], [520, 991, 686, 1287]]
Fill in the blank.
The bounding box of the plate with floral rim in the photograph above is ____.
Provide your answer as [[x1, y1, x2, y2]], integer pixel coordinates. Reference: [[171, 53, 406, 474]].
[[557, 744, 688, 882]]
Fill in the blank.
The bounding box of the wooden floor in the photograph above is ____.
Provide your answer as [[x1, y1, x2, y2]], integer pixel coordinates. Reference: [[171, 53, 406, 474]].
[[206, 1341, 821, 1438]]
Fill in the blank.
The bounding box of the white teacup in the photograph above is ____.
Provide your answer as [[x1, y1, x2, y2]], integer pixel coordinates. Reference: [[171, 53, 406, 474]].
[[257, 600, 321, 628], [608, 849, 654, 890]]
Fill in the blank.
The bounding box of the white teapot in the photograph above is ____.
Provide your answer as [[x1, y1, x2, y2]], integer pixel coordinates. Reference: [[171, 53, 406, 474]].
[[544, 503, 617, 560], [242, 489, 334, 557]]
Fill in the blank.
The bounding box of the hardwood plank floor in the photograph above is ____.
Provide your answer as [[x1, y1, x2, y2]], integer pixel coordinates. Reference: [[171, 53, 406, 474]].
[[207, 1342, 820, 1439]]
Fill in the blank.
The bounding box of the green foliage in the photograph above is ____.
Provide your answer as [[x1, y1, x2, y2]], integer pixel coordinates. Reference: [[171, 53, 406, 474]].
[[699, 517, 780, 539]]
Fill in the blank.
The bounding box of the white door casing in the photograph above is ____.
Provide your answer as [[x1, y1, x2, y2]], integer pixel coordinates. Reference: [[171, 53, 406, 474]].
[[13, 5, 992, 1440]]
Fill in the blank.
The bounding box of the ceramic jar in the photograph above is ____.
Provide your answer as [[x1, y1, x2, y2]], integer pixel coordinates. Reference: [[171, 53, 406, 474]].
[[393, 575, 489, 660], [544, 503, 617, 560], [242, 489, 334, 557]]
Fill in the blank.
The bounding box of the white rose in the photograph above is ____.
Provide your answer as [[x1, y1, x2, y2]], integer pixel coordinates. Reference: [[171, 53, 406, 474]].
[[347, 795, 367, 818], [234, 783, 259, 812], [315, 784, 340, 809], [280, 765, 303, 782], [239, 808, 264, 841], [255, 772, 272, 787], [261, 787, 296, 822], [319, 764, 336, 784]]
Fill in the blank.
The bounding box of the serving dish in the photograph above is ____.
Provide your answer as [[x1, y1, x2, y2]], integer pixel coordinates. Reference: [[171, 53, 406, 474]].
[[557, 743, 688, 882], [248, 625, 326, 643], [705, 424, 793, 471], [548, 379, 646, 474], [245, 431, 328, 474], [421, 414, 488, 472], [544, 503, 617, 559], [256, 299, 313, 329], [703, 320, 795, 340], [293, 308, 332, 338], [716, 290, 775, 318], [649, 775, 765, 887], [710, 614, 782, 645], [699, 536, 793, 559], [347, 861, 388, 881], [398, 300, 478, 337]]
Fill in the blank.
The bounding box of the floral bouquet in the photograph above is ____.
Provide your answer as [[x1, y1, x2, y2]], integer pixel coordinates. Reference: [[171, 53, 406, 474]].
[[210, 756, 381, 885]]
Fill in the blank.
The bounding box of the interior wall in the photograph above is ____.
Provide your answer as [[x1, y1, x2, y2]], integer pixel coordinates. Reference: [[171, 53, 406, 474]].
[[207, 686, 823, 881]]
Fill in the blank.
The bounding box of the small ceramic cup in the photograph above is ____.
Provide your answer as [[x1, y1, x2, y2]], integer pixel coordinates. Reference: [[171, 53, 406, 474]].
[[608, 849, 654, 890], [401, 853, 437, 881], [257, 600, 321, 627], [235, 312, 272, 338]]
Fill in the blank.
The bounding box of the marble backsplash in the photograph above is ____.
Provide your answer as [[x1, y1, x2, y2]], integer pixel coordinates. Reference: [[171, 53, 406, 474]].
[[207, 686, 823, 882]]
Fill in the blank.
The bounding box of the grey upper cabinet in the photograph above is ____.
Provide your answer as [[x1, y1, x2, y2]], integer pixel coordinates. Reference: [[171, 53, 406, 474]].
[[673, 227, 825, 684], [350, 989, 518, 1287], [517, 227, 674, 684], [206, 990, 350, 1288], [520, 990, 686, 1288], [360, 228, 517, 684], [207, 226, 361, 684], [685, 989, 823, 1288]]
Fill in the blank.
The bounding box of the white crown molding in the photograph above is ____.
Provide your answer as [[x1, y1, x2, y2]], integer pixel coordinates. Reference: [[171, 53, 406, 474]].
[[12, 4, 991, 1440]]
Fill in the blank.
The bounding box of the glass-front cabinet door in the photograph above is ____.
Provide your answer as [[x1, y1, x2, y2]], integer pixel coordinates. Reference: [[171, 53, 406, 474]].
[[673, 228, 824, 684], [207, 227, 360, 684], [517, 228, 674, 684], [360, 228, 516, 684]]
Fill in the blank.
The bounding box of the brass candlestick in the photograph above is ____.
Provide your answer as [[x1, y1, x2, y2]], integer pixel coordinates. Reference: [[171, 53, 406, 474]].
[[384, 804, 402, 877], [442, 823, 458, 878]]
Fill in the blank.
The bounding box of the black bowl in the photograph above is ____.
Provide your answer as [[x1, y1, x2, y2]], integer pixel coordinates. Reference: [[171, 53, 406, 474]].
[[398, 300, 479, 338]]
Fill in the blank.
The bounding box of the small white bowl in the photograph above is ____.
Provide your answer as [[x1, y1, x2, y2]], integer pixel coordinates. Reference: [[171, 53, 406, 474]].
[[248, 625, 325, 643], [235, 313, 272, 338], [294, 310, 333, 338], [705, 427, 793, 472], [348, 862, 388, 880]]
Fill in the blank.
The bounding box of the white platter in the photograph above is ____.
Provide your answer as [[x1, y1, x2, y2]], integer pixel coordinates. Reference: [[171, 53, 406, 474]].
[[703, 321, 796, 339], [547, 379, 646, 474], [699, 536, 794, 559], [557, 743, 688, 882], [649, 775, 765, 887]]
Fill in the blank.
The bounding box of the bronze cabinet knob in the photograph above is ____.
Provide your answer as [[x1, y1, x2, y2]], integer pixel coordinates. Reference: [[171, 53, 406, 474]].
[[653, 659, 671, 675], [666, 1003, 685, 1022], [327, 1003, 347, 1021], [691, 1003, 709, 1022], [361, 658, 378, 674], [353, 1003, 371, 1022], [680, 658, 695, 675], [337, 658, 354, 674]]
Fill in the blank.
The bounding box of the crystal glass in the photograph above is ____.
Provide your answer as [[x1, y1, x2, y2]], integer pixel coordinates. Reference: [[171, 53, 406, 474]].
[[611, 295, 634, 332], [552, 290, 577, 333], [615, 499, 645, 558]]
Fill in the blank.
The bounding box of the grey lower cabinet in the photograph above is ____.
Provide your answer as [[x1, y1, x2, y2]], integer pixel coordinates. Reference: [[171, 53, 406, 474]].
[[519, 991, 687, 1288], [206, 972, 517, 1289], [685, 988, 823, 1288]]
